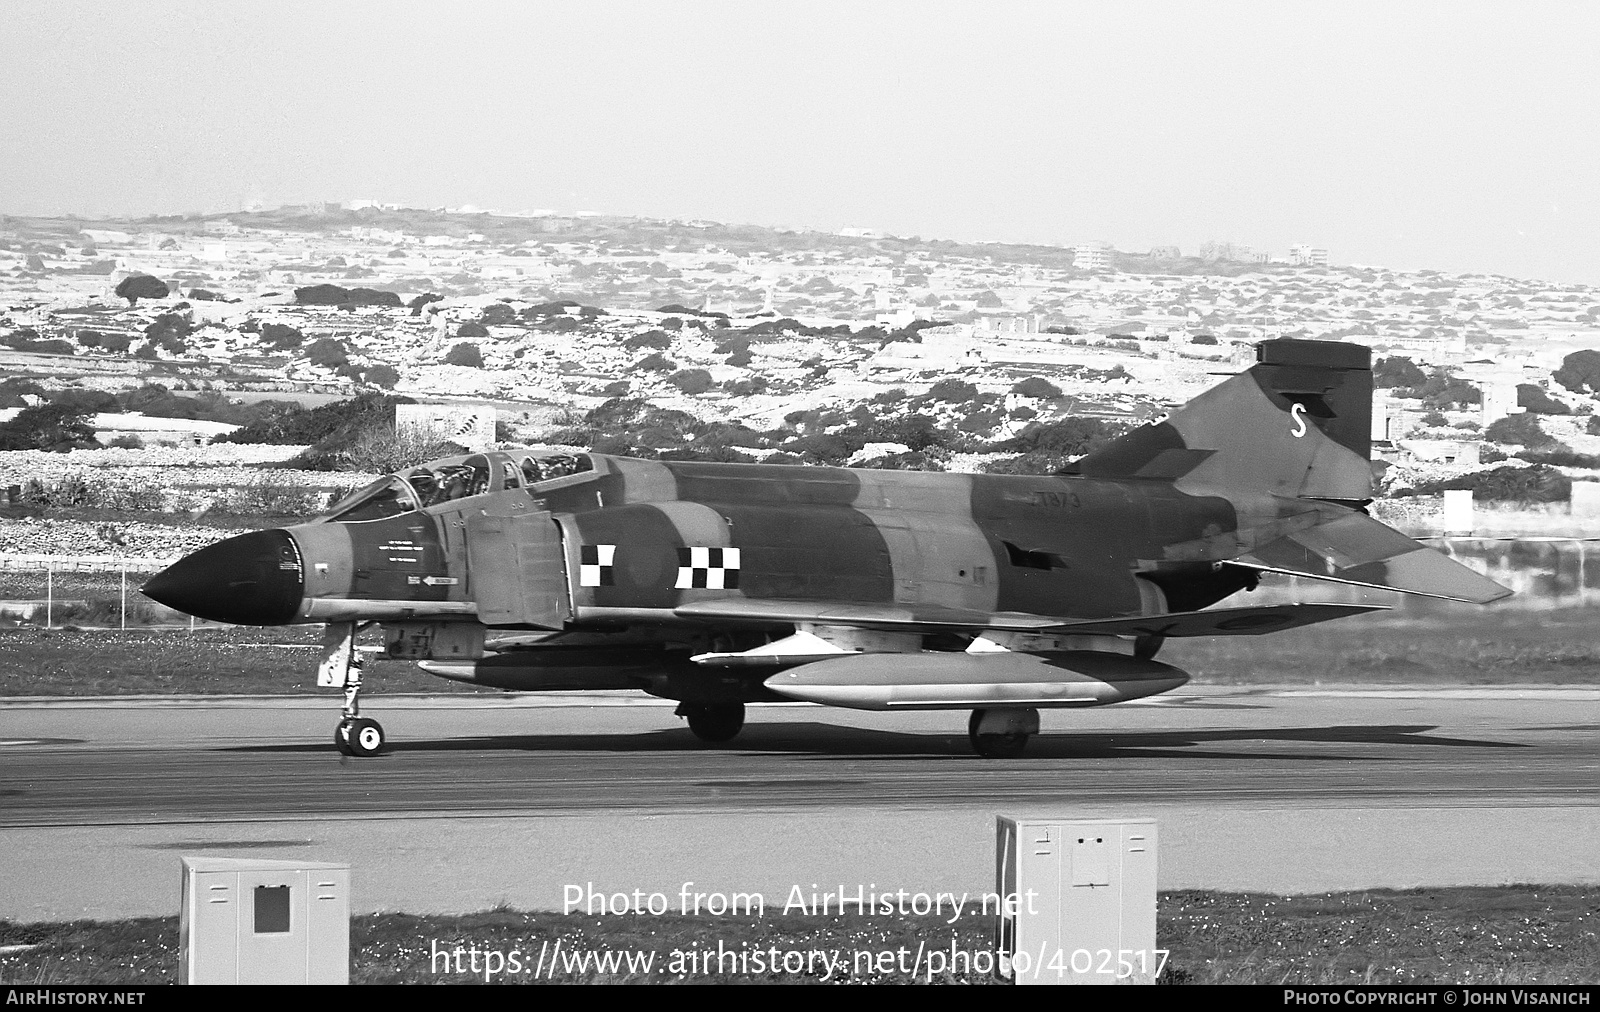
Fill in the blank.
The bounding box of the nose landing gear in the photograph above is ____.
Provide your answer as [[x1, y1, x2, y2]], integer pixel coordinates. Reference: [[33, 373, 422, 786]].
[[323, 621, 386, 757]]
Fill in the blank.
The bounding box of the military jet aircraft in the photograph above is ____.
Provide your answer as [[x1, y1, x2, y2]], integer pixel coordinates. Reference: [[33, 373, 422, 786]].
[[143, 339, 1509, 757]]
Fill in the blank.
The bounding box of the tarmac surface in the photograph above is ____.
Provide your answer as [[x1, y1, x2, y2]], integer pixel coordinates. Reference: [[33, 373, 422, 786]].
[[2, 686, 1597, 921]]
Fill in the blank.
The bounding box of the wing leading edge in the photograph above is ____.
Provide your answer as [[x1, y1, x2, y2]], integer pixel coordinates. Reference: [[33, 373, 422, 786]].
[[673, 599, 1384, 637]]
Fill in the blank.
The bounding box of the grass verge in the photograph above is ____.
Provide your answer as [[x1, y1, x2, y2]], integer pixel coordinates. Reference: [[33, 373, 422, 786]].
[[0, 627, 490, 696], [0, 887, 1593, 985]]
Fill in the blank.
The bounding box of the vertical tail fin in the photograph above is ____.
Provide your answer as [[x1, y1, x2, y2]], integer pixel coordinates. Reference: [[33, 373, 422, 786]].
[[1069, 339, 1374, 502]]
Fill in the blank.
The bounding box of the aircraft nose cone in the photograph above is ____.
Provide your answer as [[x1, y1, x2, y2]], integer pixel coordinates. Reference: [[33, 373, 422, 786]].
[[142, 529, 304, 625]]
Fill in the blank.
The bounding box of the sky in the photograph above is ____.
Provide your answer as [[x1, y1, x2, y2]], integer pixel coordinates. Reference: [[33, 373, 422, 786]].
[[2, 1, 1598, 285]]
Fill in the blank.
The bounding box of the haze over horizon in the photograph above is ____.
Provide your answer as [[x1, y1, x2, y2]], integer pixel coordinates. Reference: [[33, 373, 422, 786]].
[[3, 1, 1598, 286]]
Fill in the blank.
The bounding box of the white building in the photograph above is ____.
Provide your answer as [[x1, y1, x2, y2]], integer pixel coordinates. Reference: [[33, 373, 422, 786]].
[[1072, 245, 1113, 271], [1290, 244, 1329, 267], [1480, 378, 1521, 427]]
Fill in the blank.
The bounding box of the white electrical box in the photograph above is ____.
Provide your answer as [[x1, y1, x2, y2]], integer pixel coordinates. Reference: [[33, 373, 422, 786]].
[[179, 857, 350, 985], [994, 817, 1158, 985]]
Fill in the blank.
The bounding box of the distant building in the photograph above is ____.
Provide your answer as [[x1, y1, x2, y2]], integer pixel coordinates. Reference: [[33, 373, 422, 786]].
[[395, 404, 497, 450], [1147, 245, 1180, 259], [1290, 244, 1329, 266], [1072, 245, 1113, 271], [1480, 378, 1521, 426], [975, 315, 1039, 335]]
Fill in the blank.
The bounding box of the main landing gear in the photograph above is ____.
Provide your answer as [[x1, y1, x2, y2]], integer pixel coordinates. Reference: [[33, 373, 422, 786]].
[[968, 707, 1040, 758], [677, 702, 745, 743], [323, 621, 386, 758]]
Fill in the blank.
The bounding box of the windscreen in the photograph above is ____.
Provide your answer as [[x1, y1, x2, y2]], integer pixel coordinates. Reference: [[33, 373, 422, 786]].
[[326, 476, 418, 522]]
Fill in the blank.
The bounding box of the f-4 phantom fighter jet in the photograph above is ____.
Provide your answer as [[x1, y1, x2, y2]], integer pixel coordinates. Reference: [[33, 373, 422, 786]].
[[143, 340, 1509, 757]]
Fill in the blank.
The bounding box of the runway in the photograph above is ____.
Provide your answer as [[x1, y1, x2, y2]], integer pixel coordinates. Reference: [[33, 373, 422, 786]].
[[2, 686, 1597, 921]]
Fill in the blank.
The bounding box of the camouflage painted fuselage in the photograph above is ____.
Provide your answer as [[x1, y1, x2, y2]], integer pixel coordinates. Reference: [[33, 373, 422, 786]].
[[280, 455, 1282, 629]]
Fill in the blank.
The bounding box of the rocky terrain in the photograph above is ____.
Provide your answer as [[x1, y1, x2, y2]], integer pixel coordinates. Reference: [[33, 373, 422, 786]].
[[3, 205, 1600, 560]]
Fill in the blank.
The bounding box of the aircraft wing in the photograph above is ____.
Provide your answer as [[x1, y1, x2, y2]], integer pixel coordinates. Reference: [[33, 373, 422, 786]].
[[672, 598, 1061, 632], [1232, 510, 1512, 604], [673, 598, 1384, 637]]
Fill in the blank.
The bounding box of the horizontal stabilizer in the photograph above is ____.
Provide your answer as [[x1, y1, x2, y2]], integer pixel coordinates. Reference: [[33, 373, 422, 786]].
[[1236, 511, 1512, 604]]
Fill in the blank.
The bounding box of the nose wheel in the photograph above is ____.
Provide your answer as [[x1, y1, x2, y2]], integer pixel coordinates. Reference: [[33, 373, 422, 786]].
[[336, 716, 386, 757]]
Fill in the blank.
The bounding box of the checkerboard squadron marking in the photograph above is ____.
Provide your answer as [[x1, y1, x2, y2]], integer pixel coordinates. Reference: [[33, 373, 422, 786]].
[[676, 546, 740, 590], [579, 544, 615, 587]]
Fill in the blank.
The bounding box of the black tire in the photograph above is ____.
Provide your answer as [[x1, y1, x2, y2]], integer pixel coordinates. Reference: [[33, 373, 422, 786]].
[[971, 732, 1030, 759], [968, 709, 1029, 758], [346, 717, 386, 757], [334, 718, 355, 756], [683, 703, 745, 743]]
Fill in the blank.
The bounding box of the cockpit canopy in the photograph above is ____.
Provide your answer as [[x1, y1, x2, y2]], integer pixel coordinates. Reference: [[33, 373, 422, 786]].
[[324, 450, 595, 523]]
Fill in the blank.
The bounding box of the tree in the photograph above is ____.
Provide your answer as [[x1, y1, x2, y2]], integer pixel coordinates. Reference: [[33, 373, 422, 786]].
[[480, 303, 516, 326], [996, 417, 1128, 457], [456, 321, 489, 338], [51, 388, 119, 414], [115, 275, 168, 306], [1190, 333, 1218, 345], [364, 364, 400, 389], [1010, 377, 1062, 399], [625, 330, 671, 350], [261, 323, 304, 349], [1414, 369, 1480, 408], [1485, 412, 1557, 448], [929, 378, 978, 403], [306, 338, 349, 369], [667, 369, 713, 395], [444, 343, 484, 368], [634, 353, 677, 372], [1374, 356, 1427, 389], [1518, 384, 1570, 415], [0, 378, 47, 408], [0, 403, 100, 451], [1554, 350, 1600, 394], [294, 283, 351, 305], [143, 313, 191, 354]]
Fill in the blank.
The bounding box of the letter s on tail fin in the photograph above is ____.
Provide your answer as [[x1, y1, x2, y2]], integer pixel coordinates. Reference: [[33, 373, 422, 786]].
[[1068, 339, 1374, 504]]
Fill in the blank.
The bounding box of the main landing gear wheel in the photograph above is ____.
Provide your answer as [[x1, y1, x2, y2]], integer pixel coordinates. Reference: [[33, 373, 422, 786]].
[[340, 717, 386, 757], [678, 702, 745, 743], [968, 709, 1034, 759]]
